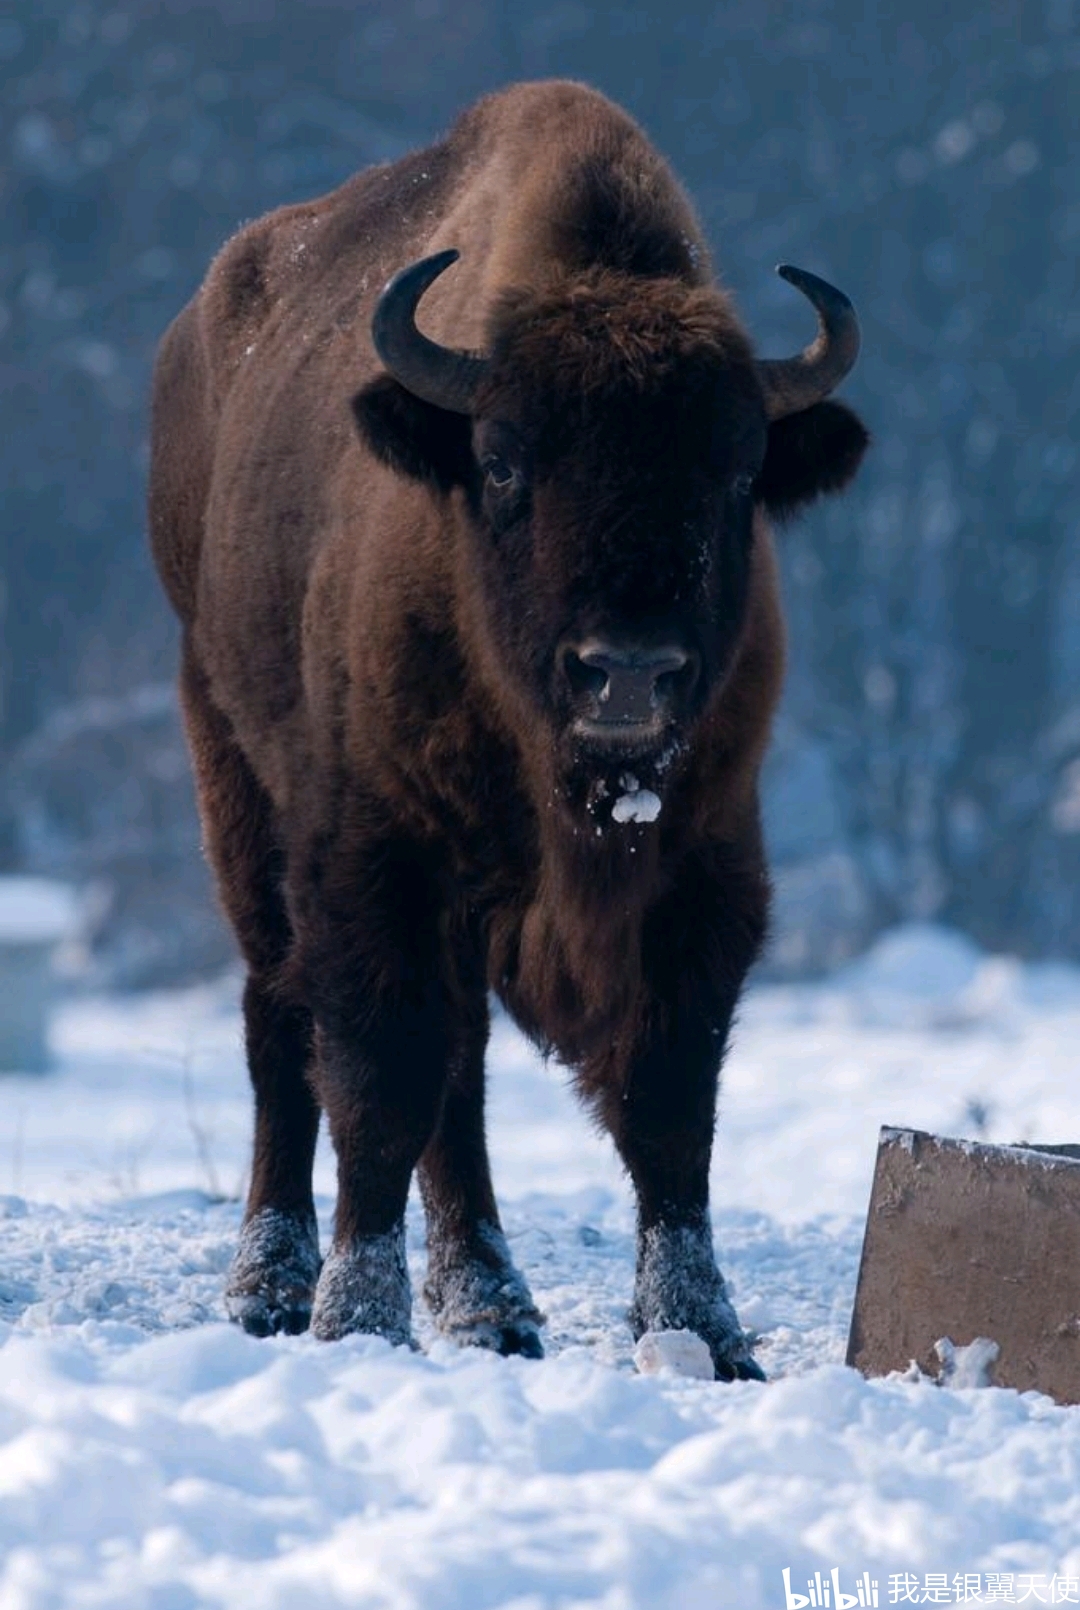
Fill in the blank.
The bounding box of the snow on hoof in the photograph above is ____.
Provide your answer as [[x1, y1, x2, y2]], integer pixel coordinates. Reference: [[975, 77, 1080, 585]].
[[630, 1220, 763, 1382], [424, 1220, 544, 1357], [634, 1328, 714, 1379], [635, 1327, 765, 1382], [225, 1208, 321, 1337], [309, 1225, 413, 1346]]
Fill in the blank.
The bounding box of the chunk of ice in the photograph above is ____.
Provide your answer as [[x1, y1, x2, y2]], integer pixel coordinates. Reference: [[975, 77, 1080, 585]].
[[634, 1328, 714, 1379], [612, 790, 662, 824], [934, 1335, 1000, 1389]]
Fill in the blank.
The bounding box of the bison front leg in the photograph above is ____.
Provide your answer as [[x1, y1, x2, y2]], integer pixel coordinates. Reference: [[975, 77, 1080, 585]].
[[290, 834, 457, 1346], [587, 863, 767, 1382], [610, 1039, 762, 1381], [177, 648, 321, 1338], [225, 978, 321, 1336], [305, 998, 447, 1348], [418, 1006, 544, 1357]]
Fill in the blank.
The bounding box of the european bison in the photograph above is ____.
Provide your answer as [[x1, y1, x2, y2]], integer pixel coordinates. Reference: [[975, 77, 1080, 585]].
[[149, 79, 867, 1378]]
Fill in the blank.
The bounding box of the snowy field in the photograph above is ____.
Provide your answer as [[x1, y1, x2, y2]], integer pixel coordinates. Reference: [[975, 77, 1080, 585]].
[[3, 924, 1080, 1608]]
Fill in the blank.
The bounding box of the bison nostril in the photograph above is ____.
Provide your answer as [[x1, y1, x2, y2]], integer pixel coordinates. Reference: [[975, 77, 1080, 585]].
[[559, 640, 698, 723], [654, 651, 700, 707], [560, 647, 611, 703]]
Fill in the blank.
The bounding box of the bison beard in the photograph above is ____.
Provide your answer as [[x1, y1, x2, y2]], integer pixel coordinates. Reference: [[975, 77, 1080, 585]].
[[149, 80, 867, 1379]]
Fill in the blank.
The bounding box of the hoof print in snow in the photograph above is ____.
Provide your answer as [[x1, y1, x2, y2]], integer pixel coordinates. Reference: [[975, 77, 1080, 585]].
[[630, 1220, 764, 1383], [225, 1208, 321, 1337], [309, 1225, 414, 1346], [425, 1220, 545, 1358]]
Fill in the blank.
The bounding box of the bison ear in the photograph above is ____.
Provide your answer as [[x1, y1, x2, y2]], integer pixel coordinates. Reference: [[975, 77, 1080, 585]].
[[756, 399, 869, 522], [351, 374, 473, 491]]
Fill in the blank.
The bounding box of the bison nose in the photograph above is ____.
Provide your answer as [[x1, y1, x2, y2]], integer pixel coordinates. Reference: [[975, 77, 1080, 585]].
[[559, 640, 699, 723]]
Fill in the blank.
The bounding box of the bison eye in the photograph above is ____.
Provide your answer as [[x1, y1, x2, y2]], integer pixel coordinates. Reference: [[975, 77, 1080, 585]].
[[482, 454, 516, 489]]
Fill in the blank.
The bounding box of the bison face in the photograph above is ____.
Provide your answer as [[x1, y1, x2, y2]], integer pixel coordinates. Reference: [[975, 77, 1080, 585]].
[[353, 253, 868, 811], [464, 369, 764, 796]]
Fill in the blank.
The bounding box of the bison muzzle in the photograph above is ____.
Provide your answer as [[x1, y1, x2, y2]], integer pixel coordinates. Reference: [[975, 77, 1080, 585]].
[[149, 79, 868, 1378]]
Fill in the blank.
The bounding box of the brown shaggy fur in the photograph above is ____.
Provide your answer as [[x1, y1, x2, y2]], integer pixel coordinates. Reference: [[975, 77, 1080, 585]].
[[149, 80, 867, 1372]]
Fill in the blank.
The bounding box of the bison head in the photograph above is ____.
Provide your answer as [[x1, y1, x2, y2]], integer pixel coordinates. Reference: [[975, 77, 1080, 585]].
[[353, 251, 867, 818]]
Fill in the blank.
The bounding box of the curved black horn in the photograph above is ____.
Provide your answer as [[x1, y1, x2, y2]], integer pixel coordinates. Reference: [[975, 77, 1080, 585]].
[[756, 264, 860, 421], [371, 249, 488, 414]]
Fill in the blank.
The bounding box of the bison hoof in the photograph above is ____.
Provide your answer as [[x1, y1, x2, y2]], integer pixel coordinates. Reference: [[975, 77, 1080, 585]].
[[225, 1208, 321, 1337], [630, 1219, 764, 1384], [441, 1314, 545, 1358], [718, 1352, 767, 1383], [309, 1223, 413, 1346], [424, 1220, 545, 1358], [496, 1321, 545, 1358]]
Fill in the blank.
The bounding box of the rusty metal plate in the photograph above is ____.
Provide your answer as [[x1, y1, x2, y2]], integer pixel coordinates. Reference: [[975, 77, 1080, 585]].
[[847, 1127, 1080, 1404]]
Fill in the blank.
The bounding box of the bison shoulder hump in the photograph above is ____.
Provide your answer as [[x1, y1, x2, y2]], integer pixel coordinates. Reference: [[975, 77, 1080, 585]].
[[197, 212, 296, 386]]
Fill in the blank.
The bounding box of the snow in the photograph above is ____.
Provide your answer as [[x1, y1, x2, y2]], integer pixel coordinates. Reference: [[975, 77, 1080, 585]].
[[2, 923, 1080, 1606], [611, 788, 662, 824], [934, 1336, 1001, 1390], [611, 773, 662, 825], [634, 1328, 715, 1380]]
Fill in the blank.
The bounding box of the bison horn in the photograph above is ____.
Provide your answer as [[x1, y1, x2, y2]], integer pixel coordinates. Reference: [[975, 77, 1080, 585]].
[[756, 264, 860, 421], [371, 249, 488, 414]]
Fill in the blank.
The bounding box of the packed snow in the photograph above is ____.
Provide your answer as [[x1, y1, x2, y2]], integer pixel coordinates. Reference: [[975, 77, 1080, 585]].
[[611, 788, 662, 824], [3, 923, 1080, 1607], [611, 774, 663, 825]]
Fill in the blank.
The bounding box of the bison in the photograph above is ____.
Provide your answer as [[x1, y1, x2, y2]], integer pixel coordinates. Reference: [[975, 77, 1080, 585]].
[[149, 79, 867, 1379]]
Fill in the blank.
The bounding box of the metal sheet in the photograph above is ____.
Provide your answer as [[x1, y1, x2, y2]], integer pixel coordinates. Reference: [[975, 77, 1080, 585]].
[[847, 1127, 1080, 1404]]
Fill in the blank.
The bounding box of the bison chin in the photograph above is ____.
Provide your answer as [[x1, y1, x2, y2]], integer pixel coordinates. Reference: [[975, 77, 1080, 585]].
[[552, 722, 685, 837]]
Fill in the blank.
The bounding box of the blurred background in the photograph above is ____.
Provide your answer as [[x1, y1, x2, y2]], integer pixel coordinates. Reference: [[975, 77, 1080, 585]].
[[1, 0, 1077, 991]]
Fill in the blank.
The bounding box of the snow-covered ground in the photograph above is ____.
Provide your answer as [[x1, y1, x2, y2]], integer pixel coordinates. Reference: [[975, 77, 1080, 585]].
[[3, 924, 1080, 1608]]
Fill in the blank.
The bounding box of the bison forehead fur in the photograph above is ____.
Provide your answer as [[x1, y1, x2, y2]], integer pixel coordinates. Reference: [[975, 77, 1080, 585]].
[[148, 78, 868, 1376], [483, 270, 759, 398]]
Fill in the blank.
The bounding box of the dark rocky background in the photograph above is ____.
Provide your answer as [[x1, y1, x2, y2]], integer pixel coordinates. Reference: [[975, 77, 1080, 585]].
[[2, 0, 1078, 986]]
